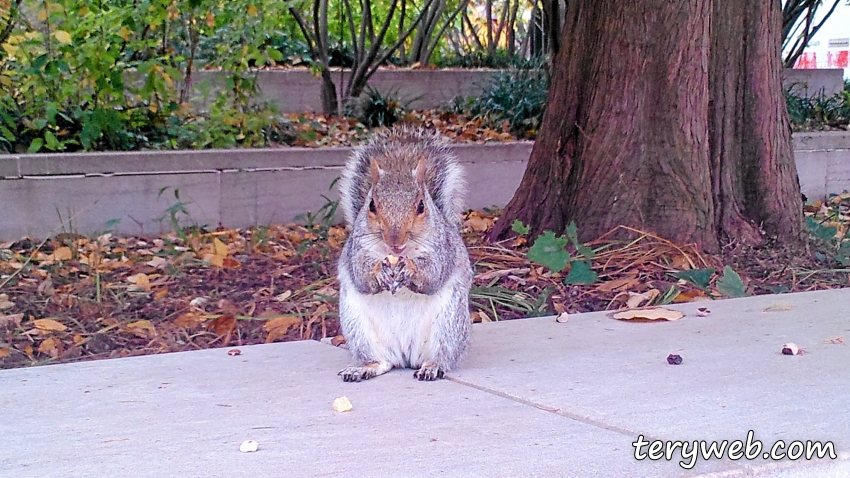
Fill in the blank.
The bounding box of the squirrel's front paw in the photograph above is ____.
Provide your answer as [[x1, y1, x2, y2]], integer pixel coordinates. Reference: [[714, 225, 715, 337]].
[[389, 258, 414, 294], [373, 259, 396, 292], [413, 363, 445, 381], [339, 362, 392, 382], [339, 366, 376, 382]]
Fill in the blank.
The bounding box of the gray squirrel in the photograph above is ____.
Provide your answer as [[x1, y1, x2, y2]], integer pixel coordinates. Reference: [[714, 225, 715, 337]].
[[336, 127, 473, 382]]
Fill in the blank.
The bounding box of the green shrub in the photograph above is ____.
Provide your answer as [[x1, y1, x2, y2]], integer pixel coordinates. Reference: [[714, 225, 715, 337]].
[[0, 0, 290, 153], [466, 64, 549, 137], [437, 50, 541, 69], [785, 87, 850, 131], [354, 86, 406, 128]]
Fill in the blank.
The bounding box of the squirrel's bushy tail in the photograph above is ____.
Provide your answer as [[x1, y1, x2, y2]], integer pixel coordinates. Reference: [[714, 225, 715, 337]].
[[338, 127, 465, 226]]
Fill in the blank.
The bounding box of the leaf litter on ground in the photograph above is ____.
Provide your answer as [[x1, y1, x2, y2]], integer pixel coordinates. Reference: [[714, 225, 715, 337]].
[[1, 195, 848, 369]]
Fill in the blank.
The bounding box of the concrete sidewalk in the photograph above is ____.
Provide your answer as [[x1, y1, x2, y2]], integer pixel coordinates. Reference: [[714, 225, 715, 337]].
[[2, 288, 849, 477]]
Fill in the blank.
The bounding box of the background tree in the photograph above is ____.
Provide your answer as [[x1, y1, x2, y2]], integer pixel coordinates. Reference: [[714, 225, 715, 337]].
[[781, 0, 841, 68], [0, 0, 22, 49], [489, 0, 803, 253], [406, 0, 469, 65], [290, 0, 434, 115]]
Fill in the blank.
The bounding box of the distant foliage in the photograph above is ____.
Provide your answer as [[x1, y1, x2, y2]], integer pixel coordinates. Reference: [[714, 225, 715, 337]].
[[355, 87, 405, 128], [436, 50, 533, 69], [785, 84, 850, 132], [0, 0, 292, 153], [460, 64, 549, 138]]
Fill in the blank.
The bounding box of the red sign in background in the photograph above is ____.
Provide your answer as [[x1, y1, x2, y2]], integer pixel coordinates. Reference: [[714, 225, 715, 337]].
[[795, 51, 850, 68]]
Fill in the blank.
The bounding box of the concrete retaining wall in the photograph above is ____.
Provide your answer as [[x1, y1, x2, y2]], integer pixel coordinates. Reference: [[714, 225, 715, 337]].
[[197, 68, 844, 113], [0, 143, 532, 239], [793, 132, 850, 199], [1, 133, 848, 241], [195, 69, 498, 113], [782, 69, 846, 97]]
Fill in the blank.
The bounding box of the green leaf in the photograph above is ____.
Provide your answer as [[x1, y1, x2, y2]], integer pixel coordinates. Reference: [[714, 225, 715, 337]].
[[527, 231, 570, 272], [657, 285, 681, 305], [716, 266, 748, 298], [564, 260, 598, 285], [806, 216, 838, 242], [575, 243, 595, 260], [266, 47, 284, 62], [44, 130, 60, 150], [511, 220, 529, 235], [27, 137, 44, 153], [673, 268, 715, 290], [565, 221, 594, 259], [565, 221, 578, 241]]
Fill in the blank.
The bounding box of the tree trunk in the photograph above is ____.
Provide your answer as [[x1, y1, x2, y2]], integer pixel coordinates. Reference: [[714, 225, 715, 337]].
[[489, 0, 803, 252], [319, 68, 339, 116], [541, 0, 560, 56], [710, 0, 802, 245]]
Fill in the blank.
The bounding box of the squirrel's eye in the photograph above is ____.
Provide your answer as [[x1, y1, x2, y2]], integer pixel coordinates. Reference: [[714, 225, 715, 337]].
[[416, 199, 425, 215], [369, 199, 377, 214]]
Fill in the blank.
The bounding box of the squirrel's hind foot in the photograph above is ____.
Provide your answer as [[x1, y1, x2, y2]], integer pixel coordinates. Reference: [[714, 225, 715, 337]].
[[339, 362, 392, 382], [413, 363, 446, 381]]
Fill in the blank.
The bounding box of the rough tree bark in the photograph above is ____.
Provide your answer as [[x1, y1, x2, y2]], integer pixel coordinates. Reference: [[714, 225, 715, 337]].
[[489, 0, 803, 252]]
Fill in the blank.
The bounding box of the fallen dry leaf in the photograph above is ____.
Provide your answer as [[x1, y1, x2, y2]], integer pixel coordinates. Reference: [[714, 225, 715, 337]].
[[612, 307, 684, 322], [51, 246, 73, 261], [126, 273, 151, 292], [173, 312, 203, 329], [625, 289, 660, 309], [33, 318, 67, 333], [263, 315, 300, 343], [555, 312, 569, 323], [673, 289, 709, 303], [37, 278, 54, 296], [0, 347, 10, 358], [213, 237, 228, 257], [227, 348, 242, 356], [126, 320, 156, 338], [464, 211, 494, 232], [146, 256, 169, 269], [763, 302, 794, 312], [210, 315, 237, 337], [37, 337, 62, 358], [824, 337, 846, 345], [781, 342, 801, 355], [596, 277, 641, 293], [0, 313, 23, 327], [696, 307, 711, 317]]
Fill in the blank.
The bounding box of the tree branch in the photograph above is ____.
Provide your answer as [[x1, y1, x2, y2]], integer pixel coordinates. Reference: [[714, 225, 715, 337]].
[[424, 0, 470, 63], [289, 7, 316, 56], [0, 0, 23, 48]]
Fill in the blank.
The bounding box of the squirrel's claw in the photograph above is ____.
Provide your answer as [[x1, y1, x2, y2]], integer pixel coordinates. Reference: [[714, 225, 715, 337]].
[[339, 362, 392, 382], [375, 259, 396, 292], [413, 364, 445, 381], [339, 366, 374, 382], [389, 258, 413, 294]]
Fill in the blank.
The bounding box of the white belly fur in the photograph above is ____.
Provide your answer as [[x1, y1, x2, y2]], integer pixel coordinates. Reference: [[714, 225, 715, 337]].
[[344, 281, 454, 368]]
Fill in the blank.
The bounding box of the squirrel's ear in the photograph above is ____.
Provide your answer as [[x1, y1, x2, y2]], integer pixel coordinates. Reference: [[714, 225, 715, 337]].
[[369, 159, 382, 185], [414, 157, 427, 184]]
